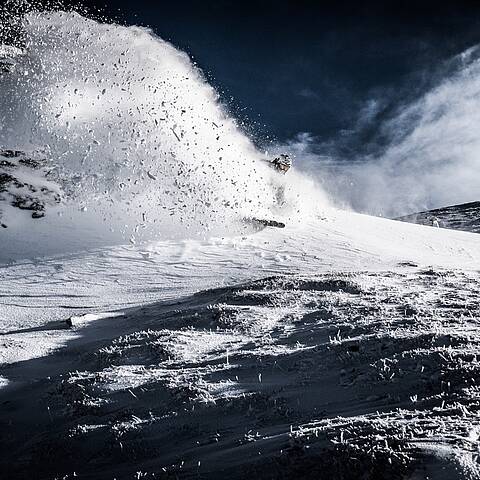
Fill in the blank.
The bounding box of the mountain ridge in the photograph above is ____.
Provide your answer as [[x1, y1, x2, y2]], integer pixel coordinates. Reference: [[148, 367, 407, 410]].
[[396, 200, 480, 234]]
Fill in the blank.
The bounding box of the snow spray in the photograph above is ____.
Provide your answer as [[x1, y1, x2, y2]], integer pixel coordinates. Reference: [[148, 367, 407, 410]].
[[0, 4, 327, 256]]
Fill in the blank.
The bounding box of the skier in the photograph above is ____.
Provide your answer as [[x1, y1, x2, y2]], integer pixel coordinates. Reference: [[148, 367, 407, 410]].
[[265, 153, 292, 175], [264, 154, 292, 207], [245, 154, 292, 229]]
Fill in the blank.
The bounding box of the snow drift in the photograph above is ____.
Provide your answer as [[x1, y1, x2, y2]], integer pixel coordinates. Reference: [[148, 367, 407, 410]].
[[0, 10, 326, 258]]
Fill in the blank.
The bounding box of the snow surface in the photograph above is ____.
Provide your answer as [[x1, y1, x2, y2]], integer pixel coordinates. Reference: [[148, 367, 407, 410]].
[[1, 8, 480, 480], [1, 209, 480, 479], [2, 209, 479, 358]]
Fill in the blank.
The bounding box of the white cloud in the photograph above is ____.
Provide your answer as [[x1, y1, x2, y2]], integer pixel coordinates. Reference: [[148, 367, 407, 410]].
[[285, 46, 480, 217]]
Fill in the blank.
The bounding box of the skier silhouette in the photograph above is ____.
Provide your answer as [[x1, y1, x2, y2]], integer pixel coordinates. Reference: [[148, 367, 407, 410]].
[[263, 154, 292, 206]]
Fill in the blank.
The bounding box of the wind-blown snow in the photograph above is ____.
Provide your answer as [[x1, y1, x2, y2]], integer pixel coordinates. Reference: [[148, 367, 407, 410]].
[[283, 46, 480, 217], [0, 11, 326, 258]]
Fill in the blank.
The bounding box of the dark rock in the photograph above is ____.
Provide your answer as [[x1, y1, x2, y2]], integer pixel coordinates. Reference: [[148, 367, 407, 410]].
[[0, 150, 25, 158], [0, 149, 61, 222], [0, 57, 17, 74]]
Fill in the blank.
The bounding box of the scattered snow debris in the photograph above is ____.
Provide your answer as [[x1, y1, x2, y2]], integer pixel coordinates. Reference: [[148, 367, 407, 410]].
[[171, 127, 181, 142]]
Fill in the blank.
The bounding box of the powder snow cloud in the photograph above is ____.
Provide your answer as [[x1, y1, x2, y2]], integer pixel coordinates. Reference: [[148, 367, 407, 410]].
[[286, 45, 480, 217]]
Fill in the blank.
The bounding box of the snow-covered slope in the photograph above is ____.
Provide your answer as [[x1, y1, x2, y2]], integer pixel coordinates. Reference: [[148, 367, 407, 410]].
[[1, 220, 480, 479], [397, 201, 480, 234], [0, 149, 62, 225], [1, 8, 480, 480], [1, 211, 480, 479], [1, 209, 479, 353]]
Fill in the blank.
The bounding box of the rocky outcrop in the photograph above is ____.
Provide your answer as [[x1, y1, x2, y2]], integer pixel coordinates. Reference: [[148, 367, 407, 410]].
[[0, 150, 62, 227], [0, 44, 24, 75]]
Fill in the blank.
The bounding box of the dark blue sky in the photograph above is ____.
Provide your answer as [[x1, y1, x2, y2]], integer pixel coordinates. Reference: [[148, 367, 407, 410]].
[[66, 1, 480, 152]]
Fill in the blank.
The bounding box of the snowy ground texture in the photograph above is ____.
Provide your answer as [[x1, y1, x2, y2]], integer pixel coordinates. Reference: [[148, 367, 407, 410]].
[[2, 268, 480, 479], [1, 212, 480, 480]]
